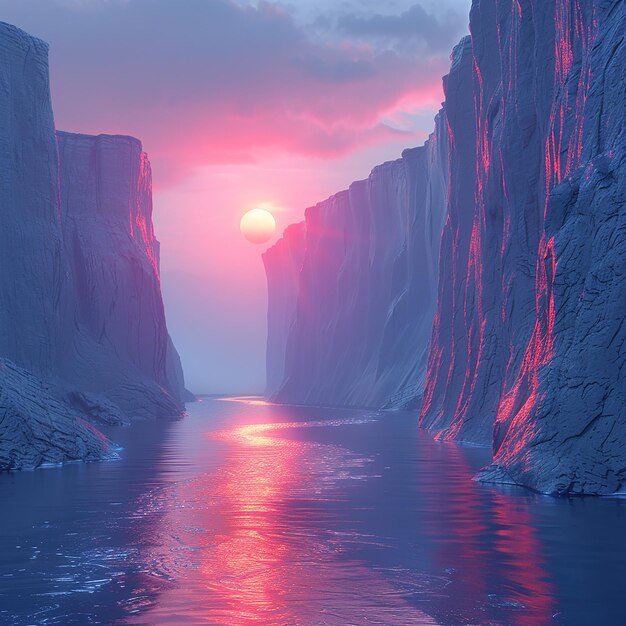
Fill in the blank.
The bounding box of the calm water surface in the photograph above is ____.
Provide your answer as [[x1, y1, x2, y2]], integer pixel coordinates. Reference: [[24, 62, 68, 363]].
[[1, 397, 625, 625]]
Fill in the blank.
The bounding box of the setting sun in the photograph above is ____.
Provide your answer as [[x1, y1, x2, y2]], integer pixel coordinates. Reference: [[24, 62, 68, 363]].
[[240, 208, 276, 244]]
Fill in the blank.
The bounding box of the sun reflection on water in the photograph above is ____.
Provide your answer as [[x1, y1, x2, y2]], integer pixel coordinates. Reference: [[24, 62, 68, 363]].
[[128, 410, 436, 625]]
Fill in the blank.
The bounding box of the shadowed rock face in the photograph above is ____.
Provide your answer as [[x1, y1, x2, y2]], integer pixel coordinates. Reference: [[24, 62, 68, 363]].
[[264, 116, 449, 408], [0, 23, 64, 376], [0, 22, 106, 468], [56, 131, 188, 419], [0, 21, 188, 469]]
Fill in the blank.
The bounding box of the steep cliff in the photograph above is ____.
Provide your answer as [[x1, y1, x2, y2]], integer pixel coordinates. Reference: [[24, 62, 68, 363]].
[[476, 0, 626, 495], [0, 22, 64, 375], [0, 22, 115, 466], [264, 110, 449, 408], [263, 222, 306, 398], [57, 131, 188, 419], [0, 21, 188, 470], [421, 0, 626, 494]]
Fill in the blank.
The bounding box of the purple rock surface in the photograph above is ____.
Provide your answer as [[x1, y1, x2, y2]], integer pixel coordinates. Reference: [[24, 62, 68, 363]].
[[0, 21, 188, 469], [57, 131, 188, 419]]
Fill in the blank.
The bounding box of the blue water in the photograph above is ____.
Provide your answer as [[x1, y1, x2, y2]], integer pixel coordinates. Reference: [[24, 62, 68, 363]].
[[1, 397, 625, 625]]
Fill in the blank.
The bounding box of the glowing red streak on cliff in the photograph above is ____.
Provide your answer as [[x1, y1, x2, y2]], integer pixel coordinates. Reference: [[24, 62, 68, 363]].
[[421, 310, 443, 419], [444, 45, 489, 438], [494, 1, 595, 458], [132, 151, 160, 280]]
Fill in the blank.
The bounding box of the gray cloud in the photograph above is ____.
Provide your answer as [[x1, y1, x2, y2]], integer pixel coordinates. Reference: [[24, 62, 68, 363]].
[[336, 3, 466, 51]]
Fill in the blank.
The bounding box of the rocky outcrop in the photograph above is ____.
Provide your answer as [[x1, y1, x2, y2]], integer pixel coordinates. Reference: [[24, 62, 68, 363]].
[[264, 115, 449, 408], [0, 21, 188, 470], [0, 359, 117, 470]]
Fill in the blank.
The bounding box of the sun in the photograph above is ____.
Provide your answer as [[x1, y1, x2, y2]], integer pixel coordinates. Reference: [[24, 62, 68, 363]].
[[240, 208, 276, 244]]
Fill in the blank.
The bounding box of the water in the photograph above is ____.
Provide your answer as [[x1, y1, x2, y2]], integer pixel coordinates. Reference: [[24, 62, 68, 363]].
[[1, 398, 625, 625]]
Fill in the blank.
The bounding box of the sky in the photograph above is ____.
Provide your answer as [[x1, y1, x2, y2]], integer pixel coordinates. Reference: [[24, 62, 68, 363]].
[[0, 0, 471, 394]]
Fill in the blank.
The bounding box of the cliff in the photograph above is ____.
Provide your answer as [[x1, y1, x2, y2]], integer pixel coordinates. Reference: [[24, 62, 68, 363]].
[[265, 1, 626, 494], [264, 117, 449, 408], [56, 131, 188, 419], [475, 0, 626, 495], [0, 22, 188, 470], [421, 0, 625, 494], [0, 23, 64, 375], [263, 222, 306, 398]]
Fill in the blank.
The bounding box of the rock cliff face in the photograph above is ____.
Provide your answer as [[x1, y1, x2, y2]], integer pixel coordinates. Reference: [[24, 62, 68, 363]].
[[264, 113, 449, 408], [57, 131, 187, 419], [0, 22, 108, 467], [266, 1, 625, 494], [263, 222, 306, 398], [0, 22, 188, 469], [475, 0, 626, 495], [421, 0, 626, 494], [0, 23, 64, 376]]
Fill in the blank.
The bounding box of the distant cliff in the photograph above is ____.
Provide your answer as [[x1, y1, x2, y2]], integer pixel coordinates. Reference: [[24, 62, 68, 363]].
[[265, 0, 625, 495], [0, 22, 188, 470], [57, 131, 188, 419], [264, 117, 448, 408]]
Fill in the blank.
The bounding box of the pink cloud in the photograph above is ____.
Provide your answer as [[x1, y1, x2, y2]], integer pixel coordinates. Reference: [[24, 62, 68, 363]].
[[2, 0, 451, 186]]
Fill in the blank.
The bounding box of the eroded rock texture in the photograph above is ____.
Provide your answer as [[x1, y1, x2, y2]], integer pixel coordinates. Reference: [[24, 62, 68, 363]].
[[264, 112, 449, 408], [0, 359, 116, 470], [421, 0, 625, 494], [476, 1, 626, 495]]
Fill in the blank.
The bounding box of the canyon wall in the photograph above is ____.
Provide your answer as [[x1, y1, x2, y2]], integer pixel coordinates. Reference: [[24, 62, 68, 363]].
[[266, 0, 625, 494], [263, 222, 306, 398], [422, 0, 625, 494], [0, 22, 110, 468], [476, 0, 626, 495], [57, 131, 188, 419], [0, 22, 188, 469], [264, 109, 449, 408], [0, 23, 64, 376]]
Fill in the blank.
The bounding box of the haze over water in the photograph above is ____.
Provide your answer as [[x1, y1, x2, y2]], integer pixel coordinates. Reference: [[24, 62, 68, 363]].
[[1, 398, 624, 625]]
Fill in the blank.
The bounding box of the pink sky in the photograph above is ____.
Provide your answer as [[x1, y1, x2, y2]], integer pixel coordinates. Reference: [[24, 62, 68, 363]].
[[1, 0, 471, 393]]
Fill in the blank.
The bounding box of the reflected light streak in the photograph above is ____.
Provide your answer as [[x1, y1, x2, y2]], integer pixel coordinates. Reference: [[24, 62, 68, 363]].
[[129, 409, 436, 625]]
